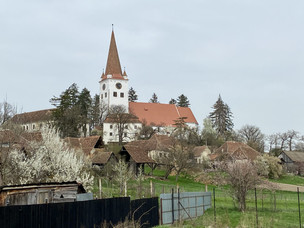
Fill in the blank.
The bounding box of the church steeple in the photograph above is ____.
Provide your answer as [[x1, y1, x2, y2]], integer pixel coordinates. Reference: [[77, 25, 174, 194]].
[[104, 29, 123, 79]]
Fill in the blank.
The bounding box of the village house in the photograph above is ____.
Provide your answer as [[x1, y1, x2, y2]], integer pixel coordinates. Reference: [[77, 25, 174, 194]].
[[210, 141, 260, 162], [193, 145, 211, 164]]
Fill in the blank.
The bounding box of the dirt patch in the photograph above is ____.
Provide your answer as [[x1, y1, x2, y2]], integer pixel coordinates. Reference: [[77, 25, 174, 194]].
[[259, 180, 304, 192]]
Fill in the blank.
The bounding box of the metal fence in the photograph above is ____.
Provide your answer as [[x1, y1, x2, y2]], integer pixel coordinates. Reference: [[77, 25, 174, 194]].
[[160, 189, 211, 225], [0, 197, 159, 228]]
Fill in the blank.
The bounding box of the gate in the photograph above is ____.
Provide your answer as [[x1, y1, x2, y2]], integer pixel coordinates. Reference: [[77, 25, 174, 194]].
[[160, 190, 211, 225]]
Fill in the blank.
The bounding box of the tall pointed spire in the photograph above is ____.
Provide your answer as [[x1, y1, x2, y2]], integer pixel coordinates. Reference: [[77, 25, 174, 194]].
[[105, 27, 123, 78]]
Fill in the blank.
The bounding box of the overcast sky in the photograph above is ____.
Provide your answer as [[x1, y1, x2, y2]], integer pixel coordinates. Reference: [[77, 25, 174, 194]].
[[1, 0, 304, 135]]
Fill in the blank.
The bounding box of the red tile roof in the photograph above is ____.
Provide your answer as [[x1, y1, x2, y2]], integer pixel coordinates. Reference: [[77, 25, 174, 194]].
[[129, 102, 198, 127]]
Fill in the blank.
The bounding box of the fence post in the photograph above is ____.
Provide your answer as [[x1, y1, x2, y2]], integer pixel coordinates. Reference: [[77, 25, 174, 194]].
[[150, 180, 153, 197], [205, 184, 208, 192], [261, 190, 263, 211], [160, 198, 163, 225], [255, 188, 258, 228], [99, 178, 102, 199], [172, 188, 175, 224], [213, 188, 216, 226], [178, 187, 181, 222], [274, 191, 276, 212], [298, 187, 301, 228]]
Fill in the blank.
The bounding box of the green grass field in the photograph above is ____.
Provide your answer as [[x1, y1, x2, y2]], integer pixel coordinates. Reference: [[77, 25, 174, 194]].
[[93, 169, 304, 227]]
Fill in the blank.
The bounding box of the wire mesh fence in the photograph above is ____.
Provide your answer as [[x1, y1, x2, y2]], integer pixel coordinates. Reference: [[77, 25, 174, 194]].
[[213, 187, 304, 228]]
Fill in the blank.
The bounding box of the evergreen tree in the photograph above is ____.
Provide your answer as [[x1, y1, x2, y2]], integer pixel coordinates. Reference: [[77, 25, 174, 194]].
[[169, 98, 176, 104], [90, 94, 101, 128], [78, 88, 92, 136], [209, 95, 234, 138], [128, 87, 138, 102], [50, 83, 93, 138], [149, 93, 159, 103], [177, 94, 190, 107]]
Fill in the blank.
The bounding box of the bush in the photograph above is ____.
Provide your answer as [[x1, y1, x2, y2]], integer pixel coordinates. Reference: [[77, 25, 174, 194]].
[[254, 154, 282, 179]]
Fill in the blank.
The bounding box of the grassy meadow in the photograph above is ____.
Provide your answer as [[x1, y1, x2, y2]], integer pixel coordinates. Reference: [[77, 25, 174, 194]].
[[92, 168, 304, 227]]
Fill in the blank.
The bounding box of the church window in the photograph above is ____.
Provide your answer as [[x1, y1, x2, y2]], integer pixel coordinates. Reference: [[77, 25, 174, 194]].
[[109, 132, 113, 136], [113, 92, 117, 97], [110, 125, 113, 129], [120, 93, 124, 98], [105, 93, 107, 98]]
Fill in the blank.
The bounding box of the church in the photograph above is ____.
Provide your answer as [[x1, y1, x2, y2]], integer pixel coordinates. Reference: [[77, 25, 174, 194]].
[[101, 30, 198, 144], [6, 29, 198, 145]]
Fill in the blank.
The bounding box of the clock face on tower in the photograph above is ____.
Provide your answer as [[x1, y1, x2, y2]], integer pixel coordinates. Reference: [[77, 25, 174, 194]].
[[116, 83, 122, 89], [102, 84, 106, 90]]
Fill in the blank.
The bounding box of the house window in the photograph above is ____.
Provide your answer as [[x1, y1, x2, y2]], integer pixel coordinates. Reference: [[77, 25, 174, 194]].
[[160, 153, 162, 157], [105, 92, 107, 98], [32, 124, 35, 130], [113, 92, 117, 97], [110, 125, 113, 129], [23, 126, 25, 130], [101, 94, 103, 99], [134, 125, 137, 129], [110, 132, 113, 136], [120, 93, 124, 98], [124, 133, 127, 137], [26, 126, 28, 130], [125, 125, 128, 129]]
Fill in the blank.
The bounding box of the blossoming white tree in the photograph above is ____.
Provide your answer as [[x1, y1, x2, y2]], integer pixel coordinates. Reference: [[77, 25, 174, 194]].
[[4, 127, 94, 191]]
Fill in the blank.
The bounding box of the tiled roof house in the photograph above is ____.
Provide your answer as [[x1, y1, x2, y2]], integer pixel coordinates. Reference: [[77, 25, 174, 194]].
[[211, 141, 260, 161]]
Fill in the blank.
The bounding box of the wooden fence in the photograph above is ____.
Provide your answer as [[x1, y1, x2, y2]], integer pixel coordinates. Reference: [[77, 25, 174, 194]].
[[0, 197, 159, 228]]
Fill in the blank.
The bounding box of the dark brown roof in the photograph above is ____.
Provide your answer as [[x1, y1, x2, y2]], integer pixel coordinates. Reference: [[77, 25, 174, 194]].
[[125, 134, 174, 153], [92, 151, 116, 164], [212, 141, 260, 161], [10, 109, 53, 124], [122, 144, 155, 163], [103, 30, 125, 80], [64, 136, 103, 155], [0, 130, 42, 147]]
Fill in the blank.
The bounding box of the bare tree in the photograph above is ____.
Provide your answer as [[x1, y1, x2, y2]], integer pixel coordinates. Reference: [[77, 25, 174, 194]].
[[286, 130, 299, 151], [267, 133, 280, 151], [107, 105, 138, 145], [0, 100, 17, 125], [278, 132, 288, 150], [226, 160, 259, 212], [238, 125, 265, 152]]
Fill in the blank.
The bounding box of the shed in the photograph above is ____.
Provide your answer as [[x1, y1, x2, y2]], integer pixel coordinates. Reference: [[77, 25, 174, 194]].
[[279, 151, 304, 174], [119, 144, 155, 174], [0, 181, 86, 206]]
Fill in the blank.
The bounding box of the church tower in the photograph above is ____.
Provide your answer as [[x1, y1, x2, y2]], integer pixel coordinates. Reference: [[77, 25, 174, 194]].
[[99, 29, 129, 113]]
